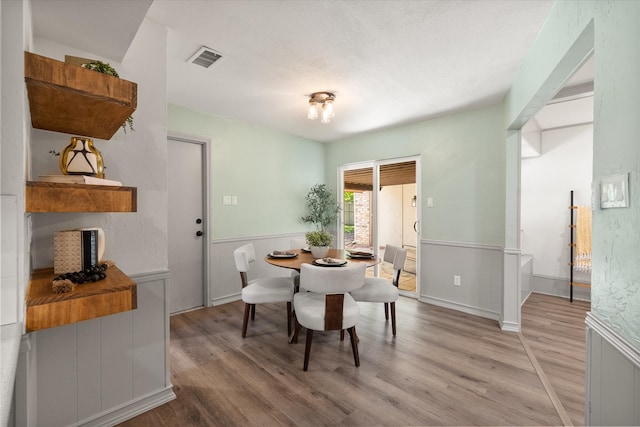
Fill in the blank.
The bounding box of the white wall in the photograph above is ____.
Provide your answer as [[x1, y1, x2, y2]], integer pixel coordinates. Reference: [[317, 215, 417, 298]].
[[29, 18, 169, 274], [378, 183, 417, 249], [521, 123, 593, 287], [379, 185, 402, 248], [15, 16, 174, 426], [1, 0, 31, 424]]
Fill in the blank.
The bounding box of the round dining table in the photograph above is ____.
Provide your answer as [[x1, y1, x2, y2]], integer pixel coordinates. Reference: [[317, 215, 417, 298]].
[[264, 248, 380, 272], [265, 248, 380, 344]]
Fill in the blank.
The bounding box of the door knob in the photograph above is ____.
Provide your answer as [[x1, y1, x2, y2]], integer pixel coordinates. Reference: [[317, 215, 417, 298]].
[[196, 231, 204, 237]]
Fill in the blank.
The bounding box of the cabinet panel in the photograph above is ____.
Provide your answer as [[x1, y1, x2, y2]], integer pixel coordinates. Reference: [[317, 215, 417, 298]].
[[101, 311, 134, 410], [35, 324, 78, 426], [133, 279, 168, 396], [77, 319, 102, 420], [30, 273, 170, 425]]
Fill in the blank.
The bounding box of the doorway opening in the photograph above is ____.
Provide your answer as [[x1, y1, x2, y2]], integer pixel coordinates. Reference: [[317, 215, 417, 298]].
[[519, 54, 594, 306], [517, 52, 594, 427], [340, 157, 420, 296]]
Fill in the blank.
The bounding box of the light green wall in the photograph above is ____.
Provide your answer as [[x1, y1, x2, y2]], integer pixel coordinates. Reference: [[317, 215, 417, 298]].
[[591, 1, 640, 347], [168, 104, 325, 239], [325, 103, 506, 246], [507, 0, 640, 347], [505, 2, 594, 130]]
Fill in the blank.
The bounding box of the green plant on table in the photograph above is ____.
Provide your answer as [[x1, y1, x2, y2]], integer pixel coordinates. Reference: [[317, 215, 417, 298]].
[[305, 230, 333, 247]]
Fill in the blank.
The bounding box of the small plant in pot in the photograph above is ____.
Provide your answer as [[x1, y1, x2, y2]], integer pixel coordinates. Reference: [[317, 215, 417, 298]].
[[305, 230, 333, 258], [301, 184, 340, 258]]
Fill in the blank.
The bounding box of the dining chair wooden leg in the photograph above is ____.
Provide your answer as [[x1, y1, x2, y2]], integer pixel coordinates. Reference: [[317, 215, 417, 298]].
[[347, 326, 360, 367], [286, 301, 292, 337], [384, 302, 389, 320], [390, 301, 397, 336], [292, 319, 301, 344], [242, 303, 251, 338], [340, 329, 345, 341], [303, 329, 314, 371], [250, 304, 256, 321]]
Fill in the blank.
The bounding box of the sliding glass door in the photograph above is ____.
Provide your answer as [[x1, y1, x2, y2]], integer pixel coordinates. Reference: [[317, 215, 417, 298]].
[[339, 156, 420, 296]]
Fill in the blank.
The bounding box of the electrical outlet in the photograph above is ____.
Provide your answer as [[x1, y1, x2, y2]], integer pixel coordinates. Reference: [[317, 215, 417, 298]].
[[454, 275, 461, 286]]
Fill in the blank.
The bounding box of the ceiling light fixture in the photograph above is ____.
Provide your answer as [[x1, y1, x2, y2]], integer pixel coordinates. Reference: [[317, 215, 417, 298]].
[[307, 92, 336, 123]]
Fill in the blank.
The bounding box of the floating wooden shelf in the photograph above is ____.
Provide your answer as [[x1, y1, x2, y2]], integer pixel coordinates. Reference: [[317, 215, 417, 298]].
[[26, 181, 137, 213], [26, 265, 137, 332], [24, 51, 137, 140]]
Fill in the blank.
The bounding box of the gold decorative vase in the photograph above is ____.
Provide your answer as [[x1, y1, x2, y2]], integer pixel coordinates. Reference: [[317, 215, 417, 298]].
[[60, 137, 104, 178]]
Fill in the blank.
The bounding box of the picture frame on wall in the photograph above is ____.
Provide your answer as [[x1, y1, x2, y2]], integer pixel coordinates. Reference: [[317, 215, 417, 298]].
[[600, 173, 629, 209]]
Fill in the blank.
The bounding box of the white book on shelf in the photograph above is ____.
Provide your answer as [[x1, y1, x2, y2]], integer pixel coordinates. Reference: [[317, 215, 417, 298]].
[[38, 175, 122, 187]]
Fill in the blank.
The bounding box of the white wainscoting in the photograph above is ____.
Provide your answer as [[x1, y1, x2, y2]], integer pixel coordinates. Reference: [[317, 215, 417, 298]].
[[16, 270, 174, 427], [585, 313, 640, 426], [419, 240, 504, 323], [209, 234, 306, 306], [532, 274, 591, 302], [521, 254, 533, 305], [211, 236, 507, 327]]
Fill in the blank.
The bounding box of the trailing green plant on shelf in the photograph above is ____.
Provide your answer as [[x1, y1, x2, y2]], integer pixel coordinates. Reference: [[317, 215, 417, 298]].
[[81, 60, 134, 133]]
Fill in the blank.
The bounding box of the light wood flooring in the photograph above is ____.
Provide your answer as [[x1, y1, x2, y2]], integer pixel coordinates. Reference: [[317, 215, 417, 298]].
[[119, 293, 589, 426], [521, 293, 590, 426]]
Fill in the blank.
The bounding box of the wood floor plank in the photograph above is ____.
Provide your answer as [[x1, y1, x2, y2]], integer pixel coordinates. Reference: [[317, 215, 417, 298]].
[[118, 294, 587, 426], [521, 293, 590, 427]]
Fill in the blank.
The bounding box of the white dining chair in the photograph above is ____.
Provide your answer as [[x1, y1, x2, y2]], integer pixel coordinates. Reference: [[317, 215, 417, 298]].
[[233, 243, 294, 338], [349, 244, 407, 336], [289, 238, 306, 290], [293, 263, 366, 371]]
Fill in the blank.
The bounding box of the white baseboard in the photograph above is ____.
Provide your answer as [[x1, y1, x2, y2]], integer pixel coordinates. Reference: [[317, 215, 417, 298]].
[[74, 386, 176, 427], [533, 274, 591, 302], [419, 295, 501, 323], [500, 319, 521, 332], [211, 293, 241, 306]]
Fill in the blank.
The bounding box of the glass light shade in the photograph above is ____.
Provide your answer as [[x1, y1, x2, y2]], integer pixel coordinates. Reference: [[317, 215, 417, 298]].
[[321, 107, 331, 123], [324, 100, 334, 118], [307, 102, 318, 120]]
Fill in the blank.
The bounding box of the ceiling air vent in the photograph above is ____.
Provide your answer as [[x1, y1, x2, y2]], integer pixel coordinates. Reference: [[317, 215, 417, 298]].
[[188, 46, 223, 68]]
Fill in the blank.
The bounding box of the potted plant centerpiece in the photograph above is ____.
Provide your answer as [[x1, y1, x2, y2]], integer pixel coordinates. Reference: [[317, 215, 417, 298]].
[[305, 230, 333, 258], [301, 184, 340, 258]]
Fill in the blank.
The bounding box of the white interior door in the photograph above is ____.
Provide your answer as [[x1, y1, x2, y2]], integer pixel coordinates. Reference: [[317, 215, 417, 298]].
[[168, 138, 205, 313]]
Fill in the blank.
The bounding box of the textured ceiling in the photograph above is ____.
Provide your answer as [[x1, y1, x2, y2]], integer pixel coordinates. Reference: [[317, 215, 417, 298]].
[[31, 0, 557, 143]]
